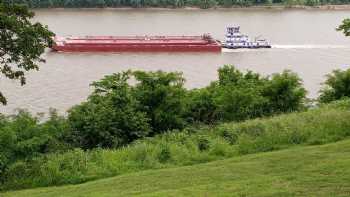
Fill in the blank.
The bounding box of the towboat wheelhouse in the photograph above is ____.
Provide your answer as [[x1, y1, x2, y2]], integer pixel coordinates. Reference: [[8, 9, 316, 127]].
[[224, 26, 271, 49]]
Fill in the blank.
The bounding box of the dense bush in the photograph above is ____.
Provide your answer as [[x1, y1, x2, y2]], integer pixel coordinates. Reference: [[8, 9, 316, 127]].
[[67, 66, 306, 149], [0, 65, 308, 169], [68, 70, 188, 149], [68, 72, 151, 149], [186, 65, 306, 123], [262, 70, 307, 113], [0, 109, 69, 184], [186, 87, 218, 123], [0, 65, 332, 192], [133, 71, 187, 134], [2, 99, 350, 191], [319, 68, 350, 103], [214, 65, 269, 121]]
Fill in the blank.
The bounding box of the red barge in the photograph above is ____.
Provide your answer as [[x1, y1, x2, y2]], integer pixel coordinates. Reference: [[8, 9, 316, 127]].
[[52, 34, 221, 52]]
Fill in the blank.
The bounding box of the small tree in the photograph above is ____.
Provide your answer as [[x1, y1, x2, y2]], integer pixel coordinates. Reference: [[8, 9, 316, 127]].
[[263, 70, 307, 113], [68, 70, 188, 148], [186, 87, 218, 123], [193, 65, 306, 122], [213, 65, 269, 121], [133, 70, 187, 134], [319, 69, 350, 103], [68, 72, 151, 149], [337, 18, 350, 37], [0, 3, 53, 105]]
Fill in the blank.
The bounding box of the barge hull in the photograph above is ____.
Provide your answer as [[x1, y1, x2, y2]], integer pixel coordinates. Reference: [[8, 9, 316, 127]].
[[52, 36, 222, 53], [53, 45, 221, 52]]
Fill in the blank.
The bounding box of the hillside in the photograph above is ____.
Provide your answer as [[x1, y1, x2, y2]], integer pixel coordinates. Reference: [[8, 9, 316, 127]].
[[4, 139, 350, 197]]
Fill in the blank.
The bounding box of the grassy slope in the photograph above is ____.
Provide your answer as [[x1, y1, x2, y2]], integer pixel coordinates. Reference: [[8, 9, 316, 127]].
[[4, 139, 350, 197]]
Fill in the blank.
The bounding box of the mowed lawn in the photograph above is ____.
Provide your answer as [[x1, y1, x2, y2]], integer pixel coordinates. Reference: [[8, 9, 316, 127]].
[[4, 139, 350, 197]]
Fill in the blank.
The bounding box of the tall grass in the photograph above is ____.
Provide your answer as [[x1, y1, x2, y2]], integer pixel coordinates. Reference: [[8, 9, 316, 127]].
[[2, 100, 350, 191]]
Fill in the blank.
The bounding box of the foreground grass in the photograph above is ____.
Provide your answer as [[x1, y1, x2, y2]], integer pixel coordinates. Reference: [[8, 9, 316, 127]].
[[4, 139, 350, 196]]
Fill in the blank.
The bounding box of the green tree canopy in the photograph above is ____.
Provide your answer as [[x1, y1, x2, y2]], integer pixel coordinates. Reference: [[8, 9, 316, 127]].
[[262, 70, 307, 113], [186, 65, 306, 123], [68, 71, 151, 149], [133, 70, 187, 134], [319, 69, 350, 103], [0, 3, 53, 105], [337, 18, 350, 37]]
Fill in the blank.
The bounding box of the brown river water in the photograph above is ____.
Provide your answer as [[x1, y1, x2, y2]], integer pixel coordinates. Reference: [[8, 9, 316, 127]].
[[1, 9, 350, 115]]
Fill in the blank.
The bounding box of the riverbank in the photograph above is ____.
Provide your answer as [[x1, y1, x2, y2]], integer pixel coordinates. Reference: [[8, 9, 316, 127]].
[[32, 4, 350, 11], [2, 100, 350, 192]]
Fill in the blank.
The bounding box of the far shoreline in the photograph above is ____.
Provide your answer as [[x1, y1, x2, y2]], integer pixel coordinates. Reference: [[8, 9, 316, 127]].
[[32, 4, 350, 11]]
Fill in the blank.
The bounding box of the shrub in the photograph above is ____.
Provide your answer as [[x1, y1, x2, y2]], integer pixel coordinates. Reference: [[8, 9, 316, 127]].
[[217, 127, 238, 145], [186, 66, 307, 123], [214, 84, 268, 121], [133, 70, 187, 134], [197, 135, 211, 151], [68, 72, 151, 149], [157, 144, 172, 163], [0, 110, 68, 157], [0, 109, 69, 186], [208, 138, 233, 157], [66, 66, 307, 149], [186, 87, 218, 123], [263, 70, 307, 114], [68, 70, 188, 148], [187, 65, 269, 123], [319, 69, 350, 103]]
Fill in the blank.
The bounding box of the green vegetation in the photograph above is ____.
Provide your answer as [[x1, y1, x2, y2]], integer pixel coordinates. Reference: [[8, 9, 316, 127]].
[[0, 65, 308, 191], [67, 66, 306, 150], [337, 18, 350, 37], [1, 65, 350, 193], [5, 0, 350, 9], [2, 5, 350, 195], [132, 70, 187, 133], [0, 110, 70, 184], [319, 69, 350, 103], [1, 99, 350, 191], [68, 71, 151, 149], [4, 138, 350, 196], [188, 66, 306, 123], [0, 2, 53, 104], [317, 24, 350, 103]]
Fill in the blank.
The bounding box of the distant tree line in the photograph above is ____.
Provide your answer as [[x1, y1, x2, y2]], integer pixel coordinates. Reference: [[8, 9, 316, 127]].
[[4, 0, 350, 9]]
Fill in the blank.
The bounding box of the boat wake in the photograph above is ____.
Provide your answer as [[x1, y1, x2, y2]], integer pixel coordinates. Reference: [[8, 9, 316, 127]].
[[222, 44, 350, 53], [272, 45, 350, 49], [222, 48, 254, 53]]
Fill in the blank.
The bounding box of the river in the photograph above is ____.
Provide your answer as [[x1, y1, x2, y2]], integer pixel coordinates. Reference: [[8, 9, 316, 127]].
[[1, 9, 350, 115]]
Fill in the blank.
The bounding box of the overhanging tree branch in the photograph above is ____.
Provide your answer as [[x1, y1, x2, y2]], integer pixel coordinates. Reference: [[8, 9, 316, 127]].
[[0, 2, 54, 105]]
